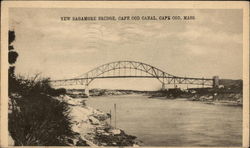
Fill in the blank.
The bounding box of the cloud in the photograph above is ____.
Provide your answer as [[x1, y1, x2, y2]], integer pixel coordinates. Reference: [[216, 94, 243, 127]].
[[183, 44, 210, 56], [179, 25, 242, 45], [10, 8, 243, 81]]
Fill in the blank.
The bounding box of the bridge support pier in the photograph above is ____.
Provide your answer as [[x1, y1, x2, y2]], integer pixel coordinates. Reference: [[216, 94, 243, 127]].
[[85, 84, 89, 97], [161, 83, 167, 90]]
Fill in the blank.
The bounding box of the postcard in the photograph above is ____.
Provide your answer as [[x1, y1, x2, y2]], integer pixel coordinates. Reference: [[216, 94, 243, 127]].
[[1, 1, 249, 147]]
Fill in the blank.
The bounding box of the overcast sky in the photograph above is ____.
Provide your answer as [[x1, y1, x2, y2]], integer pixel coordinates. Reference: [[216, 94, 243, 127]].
[[9, 8, 243, 90]]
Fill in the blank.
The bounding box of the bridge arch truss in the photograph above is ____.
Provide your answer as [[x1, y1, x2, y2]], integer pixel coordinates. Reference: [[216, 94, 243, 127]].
[[51, 61, 215, 88]]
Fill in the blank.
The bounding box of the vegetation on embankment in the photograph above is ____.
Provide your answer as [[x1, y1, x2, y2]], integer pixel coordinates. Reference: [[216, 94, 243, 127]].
[[8, 30, 87, 146], [149, 79, 243, 106], [9, 76, 140, 146], [8, 76, 84, 146]]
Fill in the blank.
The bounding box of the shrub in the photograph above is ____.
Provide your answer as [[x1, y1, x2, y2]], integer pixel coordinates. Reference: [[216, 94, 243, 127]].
[[9, 75, 76, 146]]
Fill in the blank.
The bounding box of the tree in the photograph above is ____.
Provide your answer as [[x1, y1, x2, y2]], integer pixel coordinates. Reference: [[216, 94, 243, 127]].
[[8, 30, 19, 93]]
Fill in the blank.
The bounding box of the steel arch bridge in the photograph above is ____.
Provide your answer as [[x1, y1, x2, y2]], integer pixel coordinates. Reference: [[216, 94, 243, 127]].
[[50, 61, 219, 96]]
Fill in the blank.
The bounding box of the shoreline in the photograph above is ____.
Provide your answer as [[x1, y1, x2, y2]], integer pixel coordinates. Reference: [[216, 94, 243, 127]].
[[148, 94, 242, 107], [56, 95, 141, 146], [89, 93, 242, 107], [67, 88, 242, 107]]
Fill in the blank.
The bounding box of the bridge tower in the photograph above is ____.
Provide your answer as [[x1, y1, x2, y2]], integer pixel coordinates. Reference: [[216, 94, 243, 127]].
[[162, 83, 165, 90], [213, 76, 219, 88], [84, 77, 90, 97], [85, 84, 89, 97]]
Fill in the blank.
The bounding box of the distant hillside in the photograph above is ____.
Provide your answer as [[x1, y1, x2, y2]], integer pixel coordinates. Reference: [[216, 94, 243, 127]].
[[219, 79, 242, 91]]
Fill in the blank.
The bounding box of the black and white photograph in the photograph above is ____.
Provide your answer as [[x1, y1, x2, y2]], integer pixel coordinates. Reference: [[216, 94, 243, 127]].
[[1, 1, 249, 147]]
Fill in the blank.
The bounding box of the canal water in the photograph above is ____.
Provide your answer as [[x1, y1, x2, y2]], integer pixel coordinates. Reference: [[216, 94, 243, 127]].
[[85, 94, 242, 146]]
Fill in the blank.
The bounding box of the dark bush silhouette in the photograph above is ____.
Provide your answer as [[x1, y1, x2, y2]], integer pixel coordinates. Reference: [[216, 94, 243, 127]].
[[9, 30, 16, 45], [9, 51, 19, 64], [9, 75, 76, 146]]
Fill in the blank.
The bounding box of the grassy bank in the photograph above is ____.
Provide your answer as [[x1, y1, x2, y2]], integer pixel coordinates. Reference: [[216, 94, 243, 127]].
[[8, 75, 88, 146]]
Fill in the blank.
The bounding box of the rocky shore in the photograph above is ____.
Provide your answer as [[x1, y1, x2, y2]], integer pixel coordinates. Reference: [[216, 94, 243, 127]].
[[189, 92, 242, 106], [87, 88, 242, 107], [148, 87, 243, 106], [56, 95, 140, 146]]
